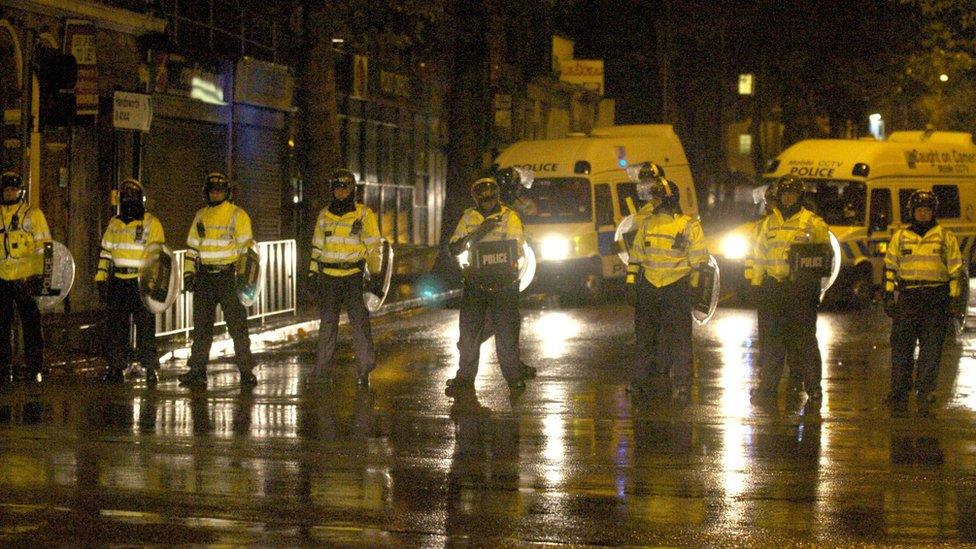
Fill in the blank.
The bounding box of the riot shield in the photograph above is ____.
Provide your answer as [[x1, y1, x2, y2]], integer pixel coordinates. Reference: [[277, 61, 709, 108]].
[[35, 240, 75, 310], [363, 238, 395, 313], [468, 239, 519, 291], [614, 214, 637, 265], [517, 241, 536, 292], [138, 243, 180, 313], [952, 270, 972, 338], [236, 242, 264, 307], [692, 255, 721, 326], [820, 230, 842, 301]]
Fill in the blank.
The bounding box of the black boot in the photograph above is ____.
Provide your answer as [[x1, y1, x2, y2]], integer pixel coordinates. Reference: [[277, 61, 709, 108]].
[[178, 368, 207, 387]]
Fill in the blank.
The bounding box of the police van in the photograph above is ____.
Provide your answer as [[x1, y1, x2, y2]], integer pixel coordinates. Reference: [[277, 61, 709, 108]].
[[494, 124, 699, 296], [713, 130, 976, 309]]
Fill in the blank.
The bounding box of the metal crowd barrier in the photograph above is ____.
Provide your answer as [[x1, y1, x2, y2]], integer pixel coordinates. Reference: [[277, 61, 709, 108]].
[[155, 239, 298, 338]]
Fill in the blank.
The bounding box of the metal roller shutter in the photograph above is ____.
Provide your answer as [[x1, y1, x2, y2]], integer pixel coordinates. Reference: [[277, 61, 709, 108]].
[[143, 117, 228, 248], [234, 109, 284, 241]]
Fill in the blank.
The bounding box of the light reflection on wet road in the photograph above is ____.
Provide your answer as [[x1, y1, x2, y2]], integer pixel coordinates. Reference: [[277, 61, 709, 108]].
[[2, 301, 976, 545]]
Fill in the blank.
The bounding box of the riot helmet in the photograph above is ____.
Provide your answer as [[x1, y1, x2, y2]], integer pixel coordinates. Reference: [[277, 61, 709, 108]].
[[471, 177, 500, 212], [203, 172, 231, 205], [119, 178, 146, 219], [763, 182, 778, 214], [775, 174, 804, 216], [1, 171, 23, 205], [495, 167, 521, 205], [637, 175, 672, 204], [907, 189, 939, 217], [328, 168, 358, 215]]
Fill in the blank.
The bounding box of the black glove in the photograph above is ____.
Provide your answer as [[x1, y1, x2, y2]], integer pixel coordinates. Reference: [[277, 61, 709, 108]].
[[96, 281, 108, 304], [183, 272, 196, 293], [883, 292, 896, 318]]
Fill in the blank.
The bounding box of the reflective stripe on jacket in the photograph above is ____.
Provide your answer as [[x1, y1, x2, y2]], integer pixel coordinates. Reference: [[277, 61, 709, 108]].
[[309, 204, 382, 277], [0, 201, 51, 281], [750, 207, 829, 285], [884, 224, 963, 296], [95, 213, 166, 281], [184, 201, 253, 274], [450, 205, 524, 255], [627, 211, 707, 287]]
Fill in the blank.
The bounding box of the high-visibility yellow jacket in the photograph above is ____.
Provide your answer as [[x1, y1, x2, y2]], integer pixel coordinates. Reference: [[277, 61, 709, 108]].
[[309, 204, 382, 277], [184, 201, 253, 274], [750, 207, 830, 285], [450, 205, 524, 256], [0, 201, 51, 281], [95, 213, 165, 282], [626, 211, 707, 287], [884, 224, 963, 296]]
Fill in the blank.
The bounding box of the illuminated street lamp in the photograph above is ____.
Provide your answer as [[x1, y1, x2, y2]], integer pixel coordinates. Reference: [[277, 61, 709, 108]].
[[939, 73, 949, 82]]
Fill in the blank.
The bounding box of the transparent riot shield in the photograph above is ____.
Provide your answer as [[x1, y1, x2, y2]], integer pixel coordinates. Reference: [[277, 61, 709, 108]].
[[614, 214, 637, 265], [236, 242, 264, 307], [692, 255, 721, 326], [364, 239, 395, 313], [35, 241, 75, 310], [820, 230, 843, 302], [138, 242, 180, 313], [952, 269, 972, 338], [517, 241, 536, 292]]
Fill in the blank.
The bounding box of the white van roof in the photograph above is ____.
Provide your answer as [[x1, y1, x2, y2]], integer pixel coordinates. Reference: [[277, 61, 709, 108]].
[[768, 131, 976, 180], [495, 124, 690, 178]]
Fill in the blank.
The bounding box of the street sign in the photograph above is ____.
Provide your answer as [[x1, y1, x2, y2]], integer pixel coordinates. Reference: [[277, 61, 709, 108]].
[[113, 91, 152, 132]]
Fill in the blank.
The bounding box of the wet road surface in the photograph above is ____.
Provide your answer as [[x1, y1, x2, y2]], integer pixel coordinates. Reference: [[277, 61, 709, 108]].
[[3, 299, 976, 546]]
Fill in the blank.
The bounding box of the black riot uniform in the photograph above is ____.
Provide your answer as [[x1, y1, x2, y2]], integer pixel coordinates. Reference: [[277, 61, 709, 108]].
[[883, 190, 963, 412], [0, 172, 50, 385], [307, 169, 383, 388], [446, 178, 526, 394], [177, 172, 257, 388], [749, 175, 832, 405], [95, 178, 166, 384]]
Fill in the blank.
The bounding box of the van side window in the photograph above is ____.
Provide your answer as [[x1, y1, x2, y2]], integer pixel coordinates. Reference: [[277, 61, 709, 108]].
[[899, 189, 918, 223], [616, 182, 643, 215], [932, 185, 961, 218], [869, 188, 892, 232], [594, 184, 614, 226]]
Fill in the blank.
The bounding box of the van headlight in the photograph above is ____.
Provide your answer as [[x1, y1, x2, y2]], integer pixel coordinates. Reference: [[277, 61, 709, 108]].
[[720, 234, 749, 260], [541, 236, 571, 261]]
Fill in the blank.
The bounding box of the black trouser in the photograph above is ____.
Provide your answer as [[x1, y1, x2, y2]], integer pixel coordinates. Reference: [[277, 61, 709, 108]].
[[186, 268, 254, 374], [456, 282, 521, 384], [758, 278, 822, 394], [0, 278, 43, 378], [890, 284, 950, 399], [314, 272, 375, 376], [105, 277, 157, 374], [633, 276, 693, 391], [755, 287, 802, 390]]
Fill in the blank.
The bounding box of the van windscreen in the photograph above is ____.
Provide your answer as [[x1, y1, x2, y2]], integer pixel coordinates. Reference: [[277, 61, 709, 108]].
[[514, 177, 592, 223], [763, 178, 866, 226]]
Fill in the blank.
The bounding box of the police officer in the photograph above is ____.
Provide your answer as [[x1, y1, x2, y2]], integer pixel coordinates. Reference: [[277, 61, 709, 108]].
[[446, 177, 526, 394], [749, 175, 831, 404], [626, 175, 707, 402], [883, 190, 962, 411], [95, 178, 165, 384], [178, 172, 257, 388], [0, 171, 50, 385], [479, 167, 535, 381], [308, 169, 382, 387], [745, 183, 803, 396]]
